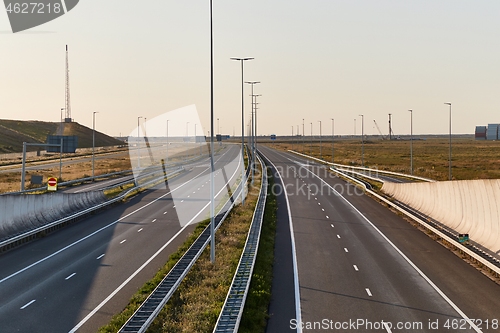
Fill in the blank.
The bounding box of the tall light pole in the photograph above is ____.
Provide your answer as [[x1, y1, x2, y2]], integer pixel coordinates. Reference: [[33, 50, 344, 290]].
[[137, 116, 143, 169], [302, 119, 305, 153], [291, 126, 294, 151], [210, 0, 215, 263], [354, 118, 356, 136], [246, 81, 260, 186], [408, 109, 413, 175], [444, 103, 452, 180], [253, 94, 261, 156], [231, 57, 253, 205], [359, 114, 364, 167], [310, 122, 313, 155], [92, 111, 98, 180], [331, 118, 334, 164], [186, 121, 190, 161], [217, 118, 220, 134], [166, 119, 170, 165], [318, 120, 322, 160]]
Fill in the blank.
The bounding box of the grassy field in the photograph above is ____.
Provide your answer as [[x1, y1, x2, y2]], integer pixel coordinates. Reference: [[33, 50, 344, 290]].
[[268, 137, 500, 181]]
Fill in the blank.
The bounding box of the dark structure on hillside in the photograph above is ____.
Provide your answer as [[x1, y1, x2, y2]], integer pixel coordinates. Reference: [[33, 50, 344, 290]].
[[46, 135, 78, 153]]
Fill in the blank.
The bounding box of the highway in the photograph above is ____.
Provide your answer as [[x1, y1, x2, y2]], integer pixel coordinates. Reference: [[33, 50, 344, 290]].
[[0, 144, 242, 332], [259, 146, 500, 333]]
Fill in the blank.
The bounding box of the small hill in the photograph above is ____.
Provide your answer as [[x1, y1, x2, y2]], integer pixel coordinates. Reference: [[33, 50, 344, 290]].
[[0, 119, 124, 153]]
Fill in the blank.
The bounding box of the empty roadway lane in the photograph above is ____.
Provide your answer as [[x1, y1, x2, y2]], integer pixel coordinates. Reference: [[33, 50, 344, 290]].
[[260, 146, 500, 333]]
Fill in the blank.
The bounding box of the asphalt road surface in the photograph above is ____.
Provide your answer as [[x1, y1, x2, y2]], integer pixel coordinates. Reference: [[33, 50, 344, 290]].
[[0, 144, 242, 332], [259, 146, 500, 333]]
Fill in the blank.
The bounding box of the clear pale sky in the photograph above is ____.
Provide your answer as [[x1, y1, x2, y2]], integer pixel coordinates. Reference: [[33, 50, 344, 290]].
[[1, 0, 499, 137]]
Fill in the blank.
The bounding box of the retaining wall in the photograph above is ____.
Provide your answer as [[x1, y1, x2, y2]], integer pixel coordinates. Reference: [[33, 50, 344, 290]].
[[382, 180, 500, 255], [0, 191, 106, 240]]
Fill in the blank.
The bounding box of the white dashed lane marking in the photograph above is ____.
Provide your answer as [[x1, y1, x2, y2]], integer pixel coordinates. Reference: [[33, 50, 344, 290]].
[[20, 300, 36, 310]]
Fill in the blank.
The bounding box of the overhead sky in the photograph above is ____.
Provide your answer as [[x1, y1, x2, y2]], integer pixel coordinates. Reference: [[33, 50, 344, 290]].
[[1, 0, 499, 137]]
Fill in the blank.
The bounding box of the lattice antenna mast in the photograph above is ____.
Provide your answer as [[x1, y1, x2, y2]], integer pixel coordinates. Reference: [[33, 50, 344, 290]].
[[65, 45, 72, 122]]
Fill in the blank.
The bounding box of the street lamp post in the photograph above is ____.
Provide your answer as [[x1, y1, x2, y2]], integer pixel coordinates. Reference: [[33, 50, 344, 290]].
[[166, 120, 169, 165], [210, 0, 215, 263], [302, 119, 305, 153], [186, 122, 189, 160], [92, 112, 98, 180], [231, 57, 254, 206], [291, 126, 294, 151], [331, 118, 334, 164], [359, 114, 364, 167], [245, 81, 260, 185], [310, 122, 313, 155], [408, 109, 413, 175], [444, 103, 452, 180], [137, 116, 143, 169], [318, 120, 322, 160]]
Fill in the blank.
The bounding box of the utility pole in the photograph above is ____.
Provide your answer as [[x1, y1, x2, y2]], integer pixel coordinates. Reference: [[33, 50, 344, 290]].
[[444, 103, 452, 180], [318, 120, 322, 160], [359, 114, 364, 167], [331, 118, 334, 164]]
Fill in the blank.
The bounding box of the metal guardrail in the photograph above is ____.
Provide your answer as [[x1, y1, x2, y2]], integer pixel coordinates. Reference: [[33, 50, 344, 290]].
[[331, 167, 500, 275], [288, 150, 435, 183], [0, 168, 184, 252], [118, 156, 252, 333], [213, 154, 267, 333]]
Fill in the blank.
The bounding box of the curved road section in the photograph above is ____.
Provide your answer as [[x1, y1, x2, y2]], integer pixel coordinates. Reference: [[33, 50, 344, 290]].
[[0, 144, 242, 332], [260, 146, 500, 333]]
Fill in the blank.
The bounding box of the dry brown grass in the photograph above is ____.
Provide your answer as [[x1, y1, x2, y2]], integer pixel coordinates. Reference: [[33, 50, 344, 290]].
[[271, 137, 500, 181], [0, 153, 132, 193]]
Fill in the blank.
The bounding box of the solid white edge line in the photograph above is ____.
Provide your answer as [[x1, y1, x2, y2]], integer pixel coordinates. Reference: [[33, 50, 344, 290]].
[[299, 160, 482, 333], [259, 149, 302, 333], [68, 146, 243, 332]]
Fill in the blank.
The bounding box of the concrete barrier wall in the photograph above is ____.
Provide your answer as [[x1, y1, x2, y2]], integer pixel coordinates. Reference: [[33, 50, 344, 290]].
[[0, 191, 106, 240], [382, 180, 500, 255]]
